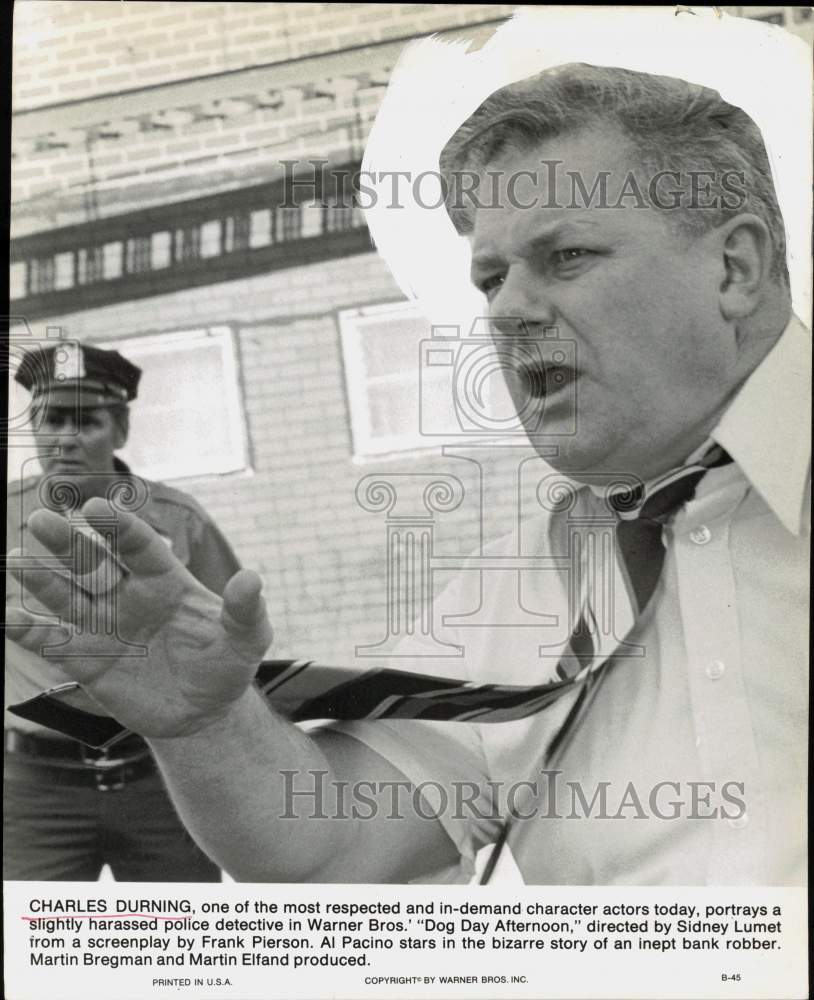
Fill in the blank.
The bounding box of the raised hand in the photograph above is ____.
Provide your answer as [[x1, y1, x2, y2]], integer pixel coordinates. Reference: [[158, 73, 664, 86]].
[[6, 498, 273, 738]]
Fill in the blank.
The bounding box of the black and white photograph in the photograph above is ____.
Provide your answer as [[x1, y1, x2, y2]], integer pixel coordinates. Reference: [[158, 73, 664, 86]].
[[4, 4, 811, 999]]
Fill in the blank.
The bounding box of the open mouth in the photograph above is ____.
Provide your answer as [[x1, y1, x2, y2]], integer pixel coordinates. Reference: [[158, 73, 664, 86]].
[[513, 361, 577, 399]]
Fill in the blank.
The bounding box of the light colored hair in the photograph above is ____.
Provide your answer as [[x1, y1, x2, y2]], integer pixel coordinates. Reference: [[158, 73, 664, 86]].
[[440, 63, 788, 283]]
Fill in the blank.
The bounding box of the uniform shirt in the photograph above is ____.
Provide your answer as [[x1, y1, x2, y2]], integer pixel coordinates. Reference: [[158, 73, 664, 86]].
[[332, 316, 810, 886], [5, 460, 241, 734]]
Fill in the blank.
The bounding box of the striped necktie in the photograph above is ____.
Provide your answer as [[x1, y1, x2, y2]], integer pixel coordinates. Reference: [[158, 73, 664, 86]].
[[478, 442, 732, 883], [8, 445, 731, 750], [556, 442, 732, 681]]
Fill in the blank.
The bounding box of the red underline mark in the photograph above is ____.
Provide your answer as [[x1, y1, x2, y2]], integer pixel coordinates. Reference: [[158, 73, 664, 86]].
[[23, 913, 190, 921]]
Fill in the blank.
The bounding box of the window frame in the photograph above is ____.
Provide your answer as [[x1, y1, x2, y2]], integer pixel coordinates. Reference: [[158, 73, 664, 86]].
[[95, 325, 249, 482], [339, 299, 439, 459]]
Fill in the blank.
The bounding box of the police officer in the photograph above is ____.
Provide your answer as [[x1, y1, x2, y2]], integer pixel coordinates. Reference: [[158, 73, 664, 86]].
[[5, 342, 241, 881]]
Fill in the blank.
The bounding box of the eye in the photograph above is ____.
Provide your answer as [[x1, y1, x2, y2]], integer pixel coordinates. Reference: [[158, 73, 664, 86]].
[[552, 248, 592, 265], [477, 274, 505, 298]]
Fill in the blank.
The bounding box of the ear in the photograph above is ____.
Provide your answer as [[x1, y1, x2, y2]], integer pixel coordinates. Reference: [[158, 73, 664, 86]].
[[112, 409, 129, 450], [715, 213, 773, 320]]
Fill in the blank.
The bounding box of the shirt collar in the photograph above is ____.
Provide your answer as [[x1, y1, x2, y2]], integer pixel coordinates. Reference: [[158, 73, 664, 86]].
[[711, 315, 811, 536]]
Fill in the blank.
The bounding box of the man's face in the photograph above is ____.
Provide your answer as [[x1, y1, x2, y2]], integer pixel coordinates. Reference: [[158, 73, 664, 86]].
[[35, 405, 125, 478], [468, 127, 739, 481]]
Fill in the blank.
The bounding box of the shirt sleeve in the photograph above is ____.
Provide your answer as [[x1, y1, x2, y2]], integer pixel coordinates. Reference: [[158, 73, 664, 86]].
[[322, 567, 505, 880], [325, 715, 502, 882]]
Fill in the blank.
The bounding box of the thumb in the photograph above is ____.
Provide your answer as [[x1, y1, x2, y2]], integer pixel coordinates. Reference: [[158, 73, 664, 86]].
[[221, 570, 273, 652]]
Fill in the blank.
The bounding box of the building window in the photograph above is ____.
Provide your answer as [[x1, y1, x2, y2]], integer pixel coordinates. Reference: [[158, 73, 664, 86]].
[[96, 327, 248, 482], [103, 242, 123, 280], [78, 246, 105, 284], [10, 163, 369, 318], [340, 301, 433, 457], [339, 301, 457, 458], [249, 209, 273, 248], [300, 201, 324, 238], [174, 227, 200, 263], [29, 257, 55, 294], [126, 236, 152, 274], [224, 214, 251, 252], [275, 205, 301, 241], [151, 231, 172, 269], [199, 220, 222, 259], [54, 252, 74, 290], [340, 300, 528, 459], [10, 261, 27, 300]]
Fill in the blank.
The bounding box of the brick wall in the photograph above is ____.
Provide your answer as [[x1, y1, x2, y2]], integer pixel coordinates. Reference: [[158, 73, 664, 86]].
[[10, 249, 535, 664], [12, 88, 374, 225], [12, 4, 808, 225], [13, 3, 515, 111], [11, 2, 516, 231]]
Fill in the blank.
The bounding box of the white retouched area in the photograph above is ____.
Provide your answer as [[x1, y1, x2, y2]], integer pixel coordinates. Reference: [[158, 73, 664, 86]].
[[362, 6, 812, 330]]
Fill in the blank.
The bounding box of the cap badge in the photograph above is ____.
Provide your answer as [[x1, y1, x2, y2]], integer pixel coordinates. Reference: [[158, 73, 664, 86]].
[[53, 342, 86, 383]]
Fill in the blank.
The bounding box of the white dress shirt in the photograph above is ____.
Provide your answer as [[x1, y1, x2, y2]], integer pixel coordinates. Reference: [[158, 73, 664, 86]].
[[332, 316, 810, 885]]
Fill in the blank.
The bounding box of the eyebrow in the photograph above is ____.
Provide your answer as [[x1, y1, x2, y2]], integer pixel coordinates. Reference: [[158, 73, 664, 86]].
[[40, 409, 101, 422], [470, 219, 603, 275]]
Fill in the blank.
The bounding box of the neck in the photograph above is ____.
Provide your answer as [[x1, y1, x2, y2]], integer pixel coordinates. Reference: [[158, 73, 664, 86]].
[[735, 297, 791, 377]]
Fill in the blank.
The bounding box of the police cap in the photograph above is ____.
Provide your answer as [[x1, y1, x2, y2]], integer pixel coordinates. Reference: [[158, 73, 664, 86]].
[[14, 342, 142, 408]]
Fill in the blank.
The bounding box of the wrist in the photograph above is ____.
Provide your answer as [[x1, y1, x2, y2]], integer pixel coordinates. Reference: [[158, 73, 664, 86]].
[[147, 686, 265, 754]]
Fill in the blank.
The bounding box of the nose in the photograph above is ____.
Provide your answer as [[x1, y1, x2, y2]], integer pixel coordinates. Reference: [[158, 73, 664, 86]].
[[41, 413, 79, 442], [488, 265, 556, 338]]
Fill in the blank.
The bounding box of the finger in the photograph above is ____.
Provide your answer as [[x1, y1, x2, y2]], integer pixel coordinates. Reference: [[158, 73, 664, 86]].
[[5, 611, 71, 655], [222, 570, 274, 650], [8, 547, 93, 624], [24, 509, 75, 565], [222, 570, 264, 625], [25, 509, 118, 579], [5, 605, 40, 630], [23, 514, 130, 600], [81, 498, 181, 576], [29, 500, 182, 586]]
